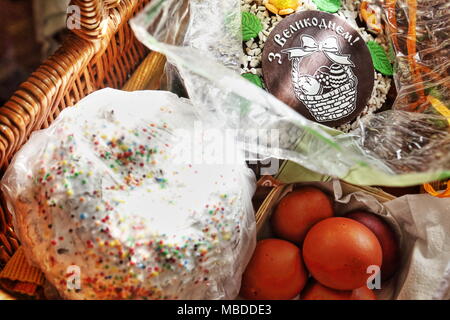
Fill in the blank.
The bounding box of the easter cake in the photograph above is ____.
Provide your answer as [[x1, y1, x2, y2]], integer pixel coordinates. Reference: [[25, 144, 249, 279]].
[[1, 89, 256, 300]]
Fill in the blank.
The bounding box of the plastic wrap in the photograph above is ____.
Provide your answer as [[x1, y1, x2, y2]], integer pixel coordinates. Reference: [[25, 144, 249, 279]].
[[1, 89, 257, 300], [369, 0, 450, 174], [130, 0, 450, 186], [383, 0, 449, 114]]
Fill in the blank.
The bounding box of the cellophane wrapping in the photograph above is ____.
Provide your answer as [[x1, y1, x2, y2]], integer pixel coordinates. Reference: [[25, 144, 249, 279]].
[[130, 0, 450, 186], [1, 89, 257, 299]]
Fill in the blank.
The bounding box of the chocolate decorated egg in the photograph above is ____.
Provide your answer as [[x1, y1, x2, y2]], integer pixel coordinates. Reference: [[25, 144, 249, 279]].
[[262, 11, 374, 127]]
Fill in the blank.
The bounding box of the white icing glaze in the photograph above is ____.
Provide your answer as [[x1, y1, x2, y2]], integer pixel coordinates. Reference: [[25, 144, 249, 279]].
[[2, 89, 256, 300]]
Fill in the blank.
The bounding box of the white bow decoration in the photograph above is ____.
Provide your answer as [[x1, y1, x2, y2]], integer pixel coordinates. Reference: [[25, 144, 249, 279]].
[[282, 35, 354, 66]]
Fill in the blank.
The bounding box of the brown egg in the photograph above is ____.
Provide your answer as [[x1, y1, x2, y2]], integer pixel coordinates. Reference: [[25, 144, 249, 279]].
[[351, 285, 377, 300], [301, 280, 377, 300], [240, 239, 308, 300], [345, 211, 400, 280], [303, 217, 383, 290], [271, 187, 334, 244], [301, 281, 350, 300]]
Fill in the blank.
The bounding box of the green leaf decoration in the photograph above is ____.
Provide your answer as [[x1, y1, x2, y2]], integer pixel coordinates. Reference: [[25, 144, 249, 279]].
[[312, 0, 342, 13], [242, 12, 263, 41], [242, 73, 264, 88], [367, 41, 394, 76]]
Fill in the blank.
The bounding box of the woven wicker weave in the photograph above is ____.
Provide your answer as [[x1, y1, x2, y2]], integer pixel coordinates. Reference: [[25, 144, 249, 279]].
[[0, 0, 159, 270]]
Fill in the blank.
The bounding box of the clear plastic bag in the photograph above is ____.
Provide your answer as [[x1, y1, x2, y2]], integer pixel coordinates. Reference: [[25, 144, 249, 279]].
[[130, 0, 450, 186], [1, 89, 257, 300], [383, 0, 449, 114]]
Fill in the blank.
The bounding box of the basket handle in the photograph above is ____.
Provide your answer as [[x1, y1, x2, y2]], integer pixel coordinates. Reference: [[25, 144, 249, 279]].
[[68, 0, 122, 41]]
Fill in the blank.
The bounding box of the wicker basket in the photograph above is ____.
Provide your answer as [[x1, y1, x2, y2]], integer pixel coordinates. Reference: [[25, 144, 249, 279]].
[[0, 0, 168, 284]]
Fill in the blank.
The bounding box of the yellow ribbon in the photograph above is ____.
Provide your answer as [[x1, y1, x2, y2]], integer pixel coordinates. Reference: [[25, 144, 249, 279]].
[[427, 95, 450, 123], [422, 96, 449, 197]]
